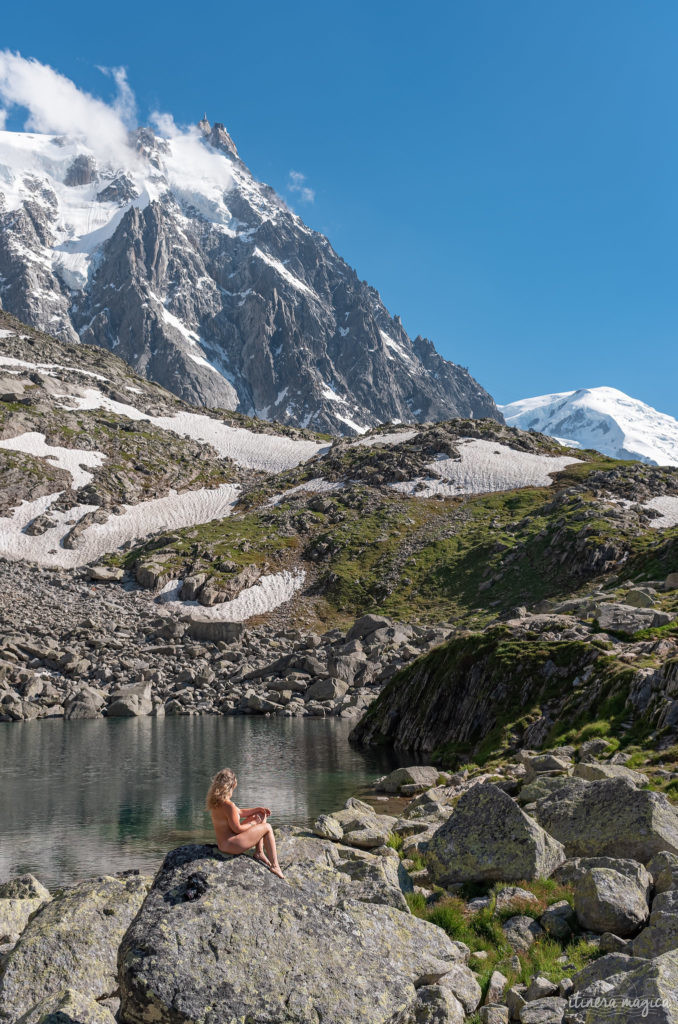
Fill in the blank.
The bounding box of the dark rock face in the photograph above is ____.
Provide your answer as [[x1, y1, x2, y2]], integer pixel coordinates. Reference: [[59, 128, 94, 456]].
[[0, 121, 501, 434], [118, 843, 464, 1024]]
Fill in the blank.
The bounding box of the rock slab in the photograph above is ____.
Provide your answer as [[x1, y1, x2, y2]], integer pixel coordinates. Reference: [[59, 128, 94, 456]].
[[427, 784, 565, 884], [118, 844, 464, 1024]]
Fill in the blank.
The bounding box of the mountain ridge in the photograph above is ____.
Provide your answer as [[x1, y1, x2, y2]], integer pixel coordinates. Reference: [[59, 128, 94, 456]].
[[0, 118, 501, 435]]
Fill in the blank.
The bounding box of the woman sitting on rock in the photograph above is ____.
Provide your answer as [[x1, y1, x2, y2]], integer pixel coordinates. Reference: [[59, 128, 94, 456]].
[[206, 768, 285, 879]]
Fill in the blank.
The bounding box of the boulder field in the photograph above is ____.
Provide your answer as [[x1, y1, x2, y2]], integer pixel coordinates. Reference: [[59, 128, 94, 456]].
[[1, 750, 678, 1024]]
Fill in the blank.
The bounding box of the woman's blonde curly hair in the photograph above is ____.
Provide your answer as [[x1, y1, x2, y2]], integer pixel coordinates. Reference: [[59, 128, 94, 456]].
[[206, 768, 237, 810]]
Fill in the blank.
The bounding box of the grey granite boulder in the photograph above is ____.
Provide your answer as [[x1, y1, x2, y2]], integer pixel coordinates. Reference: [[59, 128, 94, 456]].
[[570, 953, 648, 993], [105, 681, 152, 717], [0, 873, 150, 1020], [596, 603, 673, 633], [427, 784, 565, 885], [312, 814, 344, 841], [572, 762, 648, 786], [631, 891, 678, 958], [275, 828, 411, 910], [535, 778, 678, 862], [379, 766, 442, 794], [0, 875, 50, 903], [649, 852, 678, 894], [502, 915, 545, 951], [581, 949, 678, 1023], [118, 844, 465, 1024], [0, 899, 44, 951], [574, 866, 649, 937], [15, 987, 117, 1024]]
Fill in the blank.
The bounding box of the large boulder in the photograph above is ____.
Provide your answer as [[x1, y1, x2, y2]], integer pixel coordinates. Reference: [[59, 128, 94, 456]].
[[346, 614, 392, 641], [631, 891, 678, 958], [118, 843, 465, 1024], [379, 766, 442, 795], [570, 952, 648, 993], [596, 603, 673, 633], [105, 682, 152, 717], [0, 873, 150, 1020], [0, 875, 50, 903], [572, 763, 648, 787], [574, 866, 649, 937], [502, 915, 544, 951], [534, 778, 678, 862], [304, 678, 349, 702], [0, 900, 44, 951], [15, 987, 117, 1024], [582, 949, 678, 1024], [427, 784, 565, 885]]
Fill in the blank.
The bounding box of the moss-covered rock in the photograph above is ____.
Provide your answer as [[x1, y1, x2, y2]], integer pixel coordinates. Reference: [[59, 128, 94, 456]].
[[0, 874, 150, 1020], [118, 843, 466, 1024], [15, 987, 116, 1024], [426, 784, 565, 885], [534, 778, 678, 862]]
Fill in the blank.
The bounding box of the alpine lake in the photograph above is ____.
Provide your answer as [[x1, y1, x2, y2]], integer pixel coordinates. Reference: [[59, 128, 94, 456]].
[[0, 715, 406, 887]]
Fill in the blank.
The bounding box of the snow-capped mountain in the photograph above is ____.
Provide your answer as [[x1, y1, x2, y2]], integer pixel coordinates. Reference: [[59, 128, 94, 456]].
[[500, 387, 678, 466], [0, 119, 500, 434]]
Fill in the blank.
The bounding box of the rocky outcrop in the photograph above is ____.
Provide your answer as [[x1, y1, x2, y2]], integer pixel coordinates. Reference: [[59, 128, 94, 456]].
[[118, 843, 466, 1024], [426, 784, 565, 885], [534, 778, 678, 862], [581, 949, 678, 1024], [14, 987, 116, 1024], [573, 864, 649, 937], [0, 873, 150, 1021]]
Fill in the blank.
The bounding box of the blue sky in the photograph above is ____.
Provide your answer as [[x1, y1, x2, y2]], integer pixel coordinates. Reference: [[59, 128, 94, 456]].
[[2, 0, 677, 415]]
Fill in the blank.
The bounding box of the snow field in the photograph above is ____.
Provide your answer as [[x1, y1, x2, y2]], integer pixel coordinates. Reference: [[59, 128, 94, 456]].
[[0, 432, 105, 488], [59, 387, 328, 472], [267, 478, 344, 506], [158, 569, 306, 622], [391, 438, 581, 498], [0, 484, 240, 569], [644, 496, 678, 530]]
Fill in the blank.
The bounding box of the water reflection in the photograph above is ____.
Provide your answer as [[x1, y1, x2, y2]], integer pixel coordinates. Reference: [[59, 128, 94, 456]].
[[0, 717, 403, 886]]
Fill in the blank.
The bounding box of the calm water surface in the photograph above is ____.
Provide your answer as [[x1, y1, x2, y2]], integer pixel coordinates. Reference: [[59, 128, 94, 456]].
[[0, 716, 404, 887]]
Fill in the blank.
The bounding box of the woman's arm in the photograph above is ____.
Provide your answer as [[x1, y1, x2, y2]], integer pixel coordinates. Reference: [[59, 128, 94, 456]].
[[239, 806, 271, 818], [224, 803, 256, 835]]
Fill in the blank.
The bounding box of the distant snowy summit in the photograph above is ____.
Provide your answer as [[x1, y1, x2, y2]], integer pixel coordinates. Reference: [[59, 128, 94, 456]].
[[500, 386, 678, 467]]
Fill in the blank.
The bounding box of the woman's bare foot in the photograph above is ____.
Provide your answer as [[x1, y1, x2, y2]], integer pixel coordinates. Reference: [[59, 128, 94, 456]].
[[253, 851, 272, 868], [269, 862, 285, 880]]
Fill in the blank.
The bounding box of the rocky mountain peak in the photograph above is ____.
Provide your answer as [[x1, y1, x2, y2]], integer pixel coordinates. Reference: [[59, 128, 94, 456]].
[[0, 120, 501, 434], [198, 114, 239, 159]]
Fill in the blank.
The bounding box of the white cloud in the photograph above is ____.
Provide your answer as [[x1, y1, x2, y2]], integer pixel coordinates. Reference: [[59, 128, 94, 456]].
[[97, 65, 137, 126], [0, 52, 233, 197], [0, 108, 6, 130], [151, 111, 233, 192], [0, 51, 134, 166], [288, 169, 315, 203]]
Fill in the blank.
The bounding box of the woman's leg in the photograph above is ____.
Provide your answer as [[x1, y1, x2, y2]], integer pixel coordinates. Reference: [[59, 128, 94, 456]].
[[260, 824, 284, 879], [221, 823, 284, 879], [254, 835, 271, 866]]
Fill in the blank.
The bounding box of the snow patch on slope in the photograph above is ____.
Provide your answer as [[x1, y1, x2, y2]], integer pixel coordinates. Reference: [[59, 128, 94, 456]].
[[354, 429, 419, 448], [159, 569, 305, 622], [644, 496, 678, 530], [0, 432, 104, 488], [500, 387, 678, 467], [392, 438, 580, 498], [57, 386, 328, 471], [0, 484, 239, 568]]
